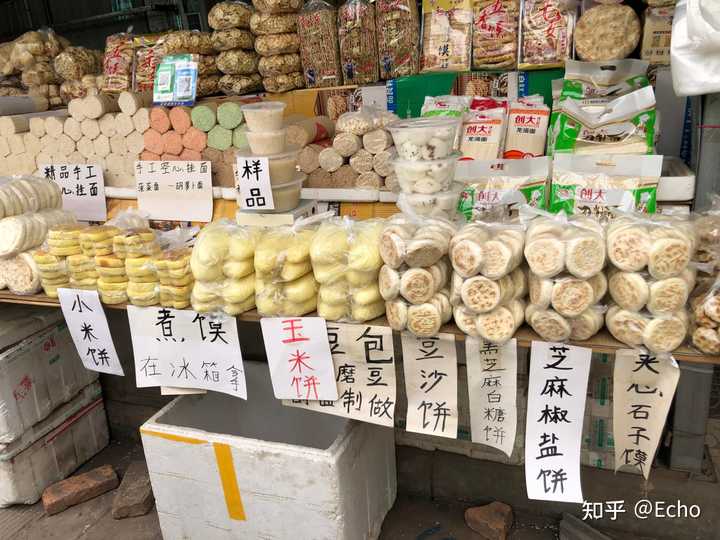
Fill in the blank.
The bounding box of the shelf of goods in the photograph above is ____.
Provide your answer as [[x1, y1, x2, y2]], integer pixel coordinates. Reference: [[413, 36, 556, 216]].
[[0, 290, 713, 366]]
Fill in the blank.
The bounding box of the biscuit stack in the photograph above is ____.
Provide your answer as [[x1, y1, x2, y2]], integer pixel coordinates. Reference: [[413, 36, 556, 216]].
[[605, 215, 695, 354], [379, 216, 456, 337], [114, 228, 161, 307], [190, 222, 258, 315], [254, 226, 317, 316], [95, 253, 128, 304], [33, 249, 70, 297], [472, 0, 519, 70], [79, 225, 119, 257], [691, 286, 720, 354], [155, 248, 194, 310], [523, 216, 608, 343], [67, 253, 98, 290], [310, 219, 385, 322], [448, 222, 526, 344]]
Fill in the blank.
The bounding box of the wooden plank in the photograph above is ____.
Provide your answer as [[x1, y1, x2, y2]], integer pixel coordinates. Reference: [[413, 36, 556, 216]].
[[0, 292, 714, 365]]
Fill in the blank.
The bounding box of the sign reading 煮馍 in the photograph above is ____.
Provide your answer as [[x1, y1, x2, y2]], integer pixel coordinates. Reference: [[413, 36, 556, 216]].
[[525, 341, 591, 503], [58, 288, 123, 375], [135, 160, 212, 222], [285, 323, 396, 426], [235, 156, 275, 211], [261, 317, 338, 401], [466, 337, 518, 456], [42, 163, 106, 222], [127, 306, 246, 398], [401, 332, 459, 439]]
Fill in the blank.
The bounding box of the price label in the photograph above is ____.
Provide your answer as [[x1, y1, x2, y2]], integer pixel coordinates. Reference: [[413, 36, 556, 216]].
[[261, 317, 337, 400], [41, 163, 107, 221], [58, 288, 123, 376], [135, 160, 212, 222], [235, 157, 275, 210], [128, 306, 247, 398]]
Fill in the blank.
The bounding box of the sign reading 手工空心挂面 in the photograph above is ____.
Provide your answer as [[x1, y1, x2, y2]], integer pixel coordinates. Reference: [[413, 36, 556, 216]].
[[135, 160, 212, 222]]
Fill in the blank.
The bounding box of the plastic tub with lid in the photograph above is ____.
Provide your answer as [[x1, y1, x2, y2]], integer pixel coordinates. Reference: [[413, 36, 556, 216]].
[[387, 117, 461, 161], [241, 172, 306, 213], [236, 145, 301, 185], [241, 101, 287, 132], [392, 152, 460, 194]]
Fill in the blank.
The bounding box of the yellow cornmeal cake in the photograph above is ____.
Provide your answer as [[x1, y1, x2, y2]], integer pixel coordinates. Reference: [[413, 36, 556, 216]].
[[79, 225, 120, 256], [154, 248, 193, 307], [125, 251, 160, 307], [33, 249, 70, 298], [113, 227, 160, 259], [95, 253, 128, 303]]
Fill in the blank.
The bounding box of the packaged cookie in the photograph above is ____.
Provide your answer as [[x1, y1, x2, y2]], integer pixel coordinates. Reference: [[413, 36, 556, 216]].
[[297, 0, 342, 87], [550, 154, 663, 218], [311, 218, 385, 322], [574, 4, 640, 62], [456, 156, 550, 221], [338, 0, 379, 85], [526, 302, 604, 343], [606, 304, 688, 354], [608, 268, 695, 316], [376, 0, 420, 78], [519, 0, 576, 68], [386, 292, 452, 338], [449, 221, 524, 280], [522, 211, 606, 279], [690, 279, 720, 354], [379, 214, 457, 270], [421, 0, 473, 72], [472, 0, 519, 70]]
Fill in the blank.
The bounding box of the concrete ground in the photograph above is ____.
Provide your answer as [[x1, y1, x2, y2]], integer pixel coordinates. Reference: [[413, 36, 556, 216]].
[[2, 418, 720, 539]]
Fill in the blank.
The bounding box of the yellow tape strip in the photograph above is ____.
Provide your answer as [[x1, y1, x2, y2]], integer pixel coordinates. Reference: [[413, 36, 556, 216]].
[[213, 443, 247, 521], [140, 428, 205, 445]]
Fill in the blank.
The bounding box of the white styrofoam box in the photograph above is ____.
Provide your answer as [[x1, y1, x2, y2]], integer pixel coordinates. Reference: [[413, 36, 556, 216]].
[[0, 321, 99, 444], [141, 361, 396, 540], [0, 381, 108, 507], [657, 156, 696, 201], [0, 305, 63, 352]]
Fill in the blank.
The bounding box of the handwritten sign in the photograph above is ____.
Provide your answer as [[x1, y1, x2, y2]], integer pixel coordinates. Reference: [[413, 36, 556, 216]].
[[402, 332, 458, 439], [58, 288, 123, 375], [285, 323, 396, 426], [134, 160, 212, 222], [42, 163, 106, 221], [236, 157, 274, 210], [525, 341, 590, 503], [261, 317, 337, 401], [613, 350, 679, 480], [466, 337, 518, 456], [127, 306, 246, 398]]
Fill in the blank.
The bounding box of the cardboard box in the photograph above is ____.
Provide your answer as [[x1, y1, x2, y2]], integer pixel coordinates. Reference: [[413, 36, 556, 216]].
[[141, 361, 396, 540]]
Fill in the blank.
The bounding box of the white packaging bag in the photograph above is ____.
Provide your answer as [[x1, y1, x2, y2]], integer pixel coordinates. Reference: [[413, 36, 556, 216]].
[[671, 0, 720, 96]]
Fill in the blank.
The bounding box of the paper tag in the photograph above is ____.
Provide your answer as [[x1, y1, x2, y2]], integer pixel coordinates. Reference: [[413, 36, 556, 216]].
[[284, 323, 396, 426], [135, 160, 212, 222], [525, 341, 591, 503], [153, 54, 198, 106], [58, 289, 123, 376], [42, 163, 107, 222], [466, 337, 518, 457], [261, 317, 338, 400], [613, 350, 680, 480], [401, 332, 459, 439], [235, 157, 275, 210], [127, 306, 246, 398]]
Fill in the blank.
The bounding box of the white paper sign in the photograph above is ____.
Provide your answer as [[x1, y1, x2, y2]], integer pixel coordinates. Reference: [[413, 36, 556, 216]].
[[261, 317, 338, 401], [284, 323, 396, 426], [235, 157, 275, 210], [42, 163, 107, 221], [525, 341, 591, 503], [127, 306, 246, 398], [134, 160, 212, 222], [613, 349, 680, 480], [402, 332, 458, 439], [466, 337, 518, 456], [57, 288, 123, 376]]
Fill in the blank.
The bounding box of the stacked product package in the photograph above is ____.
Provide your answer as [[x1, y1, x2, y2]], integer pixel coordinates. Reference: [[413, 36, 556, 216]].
[[209, 1, 262, 96], [251, 0, 304, 93], [379, 215, 456, 337], [605, 214, 695, 354], [523, 215, 607, 343], [115, 228, 161, 307], [310, 218, 385, 322], [155, 248, 194, 310], [190, 221, 258, 315], [448, 222, 527, 344], [309, 108, 398, 189]]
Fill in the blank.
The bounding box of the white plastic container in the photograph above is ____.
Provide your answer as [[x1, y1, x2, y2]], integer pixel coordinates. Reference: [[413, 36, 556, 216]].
[[387, 117, 461, 160], [393, 153, 460, 194], [236, 145, 301, 185], [0, 314, 98, 444], [246, 128, 287, 155], [141, 361, 396, 540], [657, 156, 696, 201], [0, 381, 108, 507], [397, 182, 464, 220], [241, 102, 287, 132]]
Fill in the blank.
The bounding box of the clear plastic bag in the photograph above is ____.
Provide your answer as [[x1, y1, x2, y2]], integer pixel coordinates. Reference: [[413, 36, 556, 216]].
[[379, 214, 457, 270], [376, 0, 420, 79], [311, 217, 385, 322], [297, 0, 342, 88], [449, 221, 525, 280], [689, 275, 720, 354], [521, 207, 607, 279], [472, 0, 519, 70], [338, 0, 379, 85], [519, 0, 576, 68], [102, 31, 134, 93], [606, 304, 688, 354], [420, 0, 473, 72], [608, 267, 695, 315]]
